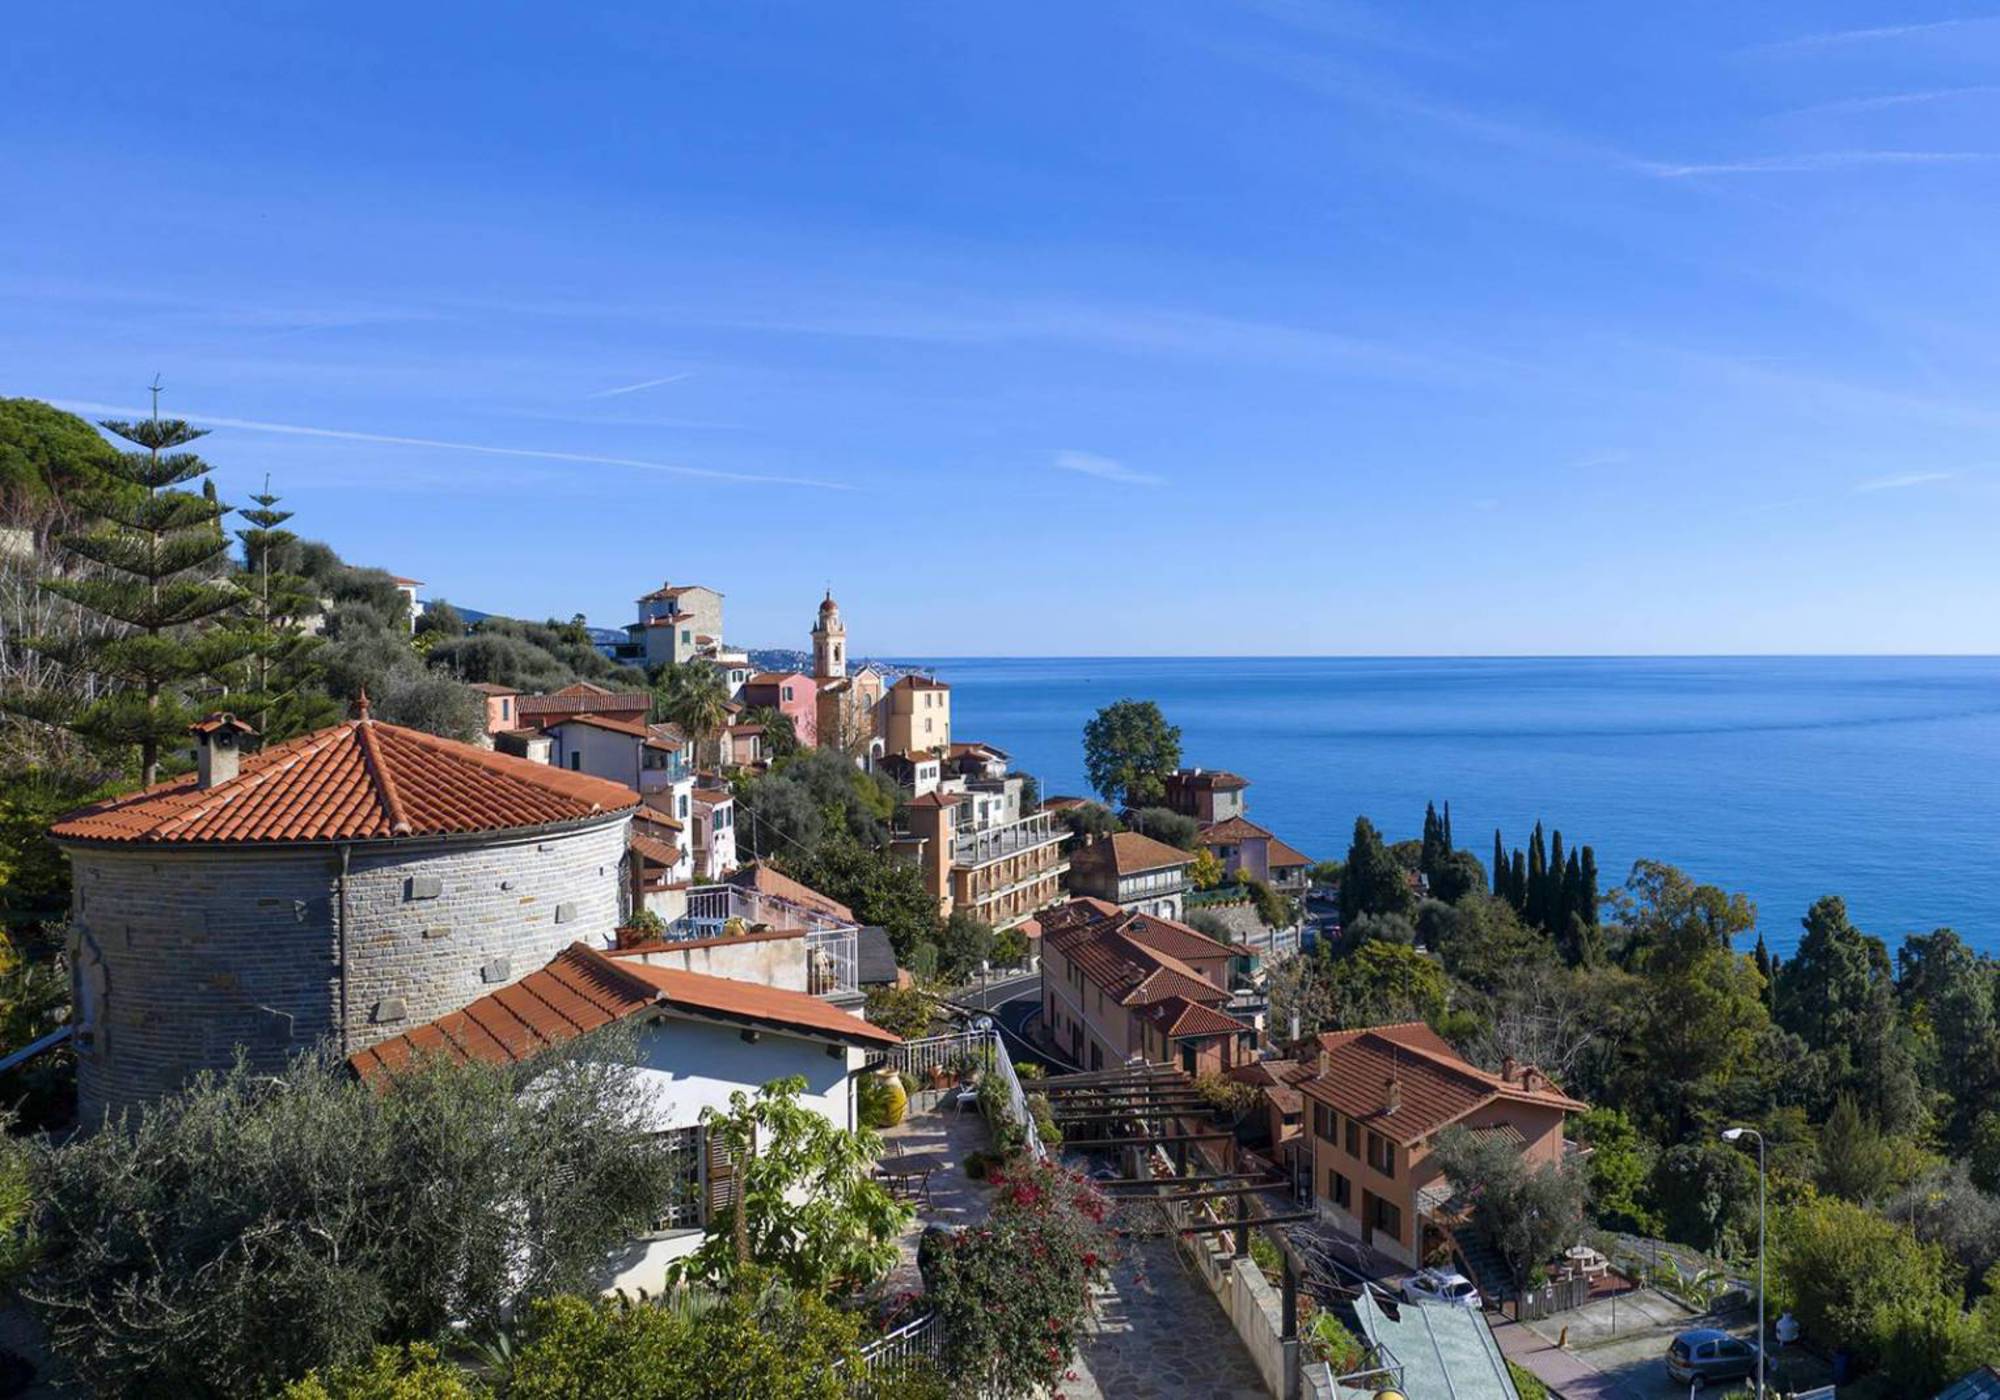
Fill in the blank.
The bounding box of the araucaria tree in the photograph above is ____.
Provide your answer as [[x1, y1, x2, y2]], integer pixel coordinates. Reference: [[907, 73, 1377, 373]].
[[23, 394, 250, 784], [230, 478, 339, 742], [1081, 698, 1181, 807]]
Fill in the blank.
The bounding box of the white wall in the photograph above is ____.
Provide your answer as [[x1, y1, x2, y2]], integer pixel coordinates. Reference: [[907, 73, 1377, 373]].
[[549, 723, 642, 789]]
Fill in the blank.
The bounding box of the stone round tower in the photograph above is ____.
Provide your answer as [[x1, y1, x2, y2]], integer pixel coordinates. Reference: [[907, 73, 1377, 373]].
[[51, 704, 639, 1123], [812, 590, 846, 679]]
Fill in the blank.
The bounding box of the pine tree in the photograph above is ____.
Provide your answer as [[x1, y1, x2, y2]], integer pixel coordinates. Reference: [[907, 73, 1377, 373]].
[[1577, 846, 1600, 927], [231, 477, 338, 743], [1493, 830, 1507, 897], [24, 388, 251, 785]]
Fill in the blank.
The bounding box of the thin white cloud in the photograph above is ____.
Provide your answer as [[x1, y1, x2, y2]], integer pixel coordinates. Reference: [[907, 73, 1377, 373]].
[[1853, 470, 1958, 493], [1053, 451, 1163, 487], [1645, 150, 2000, 177], [586, 372, 692, 398], [51, 400, 847, 491], [1788, 85, 2000, 115], [1573, 451, 1630, 469], [1755, 17, 2000, 51]]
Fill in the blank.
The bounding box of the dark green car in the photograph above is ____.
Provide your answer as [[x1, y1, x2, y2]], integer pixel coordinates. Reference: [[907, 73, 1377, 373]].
[[1665, 1329, 1759, 1388]]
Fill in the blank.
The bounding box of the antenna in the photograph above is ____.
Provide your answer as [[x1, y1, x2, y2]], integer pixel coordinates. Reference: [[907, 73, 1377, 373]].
[[148, 373, 165, 421]]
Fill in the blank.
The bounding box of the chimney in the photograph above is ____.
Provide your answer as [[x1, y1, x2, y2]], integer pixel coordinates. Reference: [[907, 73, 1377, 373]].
[[1521, 1067, 1542, 1093], [1500, 1054, 1519, 1084], [190, 713, 257, 790], [1384, 1075, 1402, 1116], [1316, 1047, 1330, 1079]]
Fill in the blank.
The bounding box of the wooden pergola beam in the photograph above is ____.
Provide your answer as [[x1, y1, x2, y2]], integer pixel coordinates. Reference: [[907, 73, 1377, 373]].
[[1056, 1131, 1233, 1149], [1099, 1172, 1279, 1188], [1114, 1210, 1317, 1238], [1112, 1184, 1283, 1203]]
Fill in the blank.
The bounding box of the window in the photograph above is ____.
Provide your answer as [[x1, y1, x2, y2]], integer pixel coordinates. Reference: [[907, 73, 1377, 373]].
[[500, 698, 511, 721], [924, 718, 933, 734], [568, 752, 581, 771], [1344, 1119, 1360, 1157], [681, 628, 691, 644], [1180, 1042, 1198, 1074], [1313, 1104, 1332, 1141], [1327, 1169, 1352, 1210], [654, 1126, 705, 1230], [1090, 1043, 1103, 1070], [1366, 1132, 1395, 1177], [1370, 1195, 1401, 1238], [783, 686, 794, 702]]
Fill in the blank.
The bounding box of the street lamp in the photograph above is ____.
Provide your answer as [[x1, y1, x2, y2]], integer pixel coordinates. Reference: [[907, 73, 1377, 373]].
[[1722, 1127, 1767, 1400]]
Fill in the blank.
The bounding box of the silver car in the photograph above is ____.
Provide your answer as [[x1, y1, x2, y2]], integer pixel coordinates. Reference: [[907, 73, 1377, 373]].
[[1401, 1267, 1482, 1308]]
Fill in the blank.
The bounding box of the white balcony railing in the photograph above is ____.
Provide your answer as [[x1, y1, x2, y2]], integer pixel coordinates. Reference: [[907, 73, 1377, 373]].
[[666, 883, 859, 998], [887, 1027, 1045, 1162], [951, 810, 1063, 869]]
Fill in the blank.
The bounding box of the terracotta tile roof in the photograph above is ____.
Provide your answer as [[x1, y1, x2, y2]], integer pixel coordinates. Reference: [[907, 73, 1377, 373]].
[[637, 583, 713, 602], [52, 716, 638, 846], [1086, 831, 1195, 876], [350, 941, 895, 1081], [692, 785, 731, 804], [1119, 911, 1253, 962], [1297, 1022, 1586, 1146], [907, 791, 961, 809], [517, 689, 651, 720], [634, 802, 684, 834], [948, 741, 1009, 760], [1266, 837, 1312, 868], [728, 863, 856, 923], [744, 671, 811, 687], [629, 832, 684, 867], [1267, 1085, 1305, 1115], [548, 711, 651, 738], [890, 674, 949, 691], [391, 575, 424, 587], [189, 713, 256, 737], [467, 682, 520, 697], [1200, 815, 1275, 845], [1042, 903, 1231, 1011], [1139, 995, 1249, 1039]]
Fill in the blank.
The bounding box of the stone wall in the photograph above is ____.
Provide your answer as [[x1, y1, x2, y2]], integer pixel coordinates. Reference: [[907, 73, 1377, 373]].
[[66, 812, 631, 1121]]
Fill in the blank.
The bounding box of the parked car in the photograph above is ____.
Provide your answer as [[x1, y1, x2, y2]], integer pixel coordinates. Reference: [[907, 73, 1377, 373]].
[[1665, 1328, 1759, 1388], [1401, 1268, 1481, 1308]]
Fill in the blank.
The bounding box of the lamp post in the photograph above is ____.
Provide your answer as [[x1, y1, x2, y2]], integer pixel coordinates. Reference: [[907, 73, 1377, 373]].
[[1722, 1127, 1766, 1399]]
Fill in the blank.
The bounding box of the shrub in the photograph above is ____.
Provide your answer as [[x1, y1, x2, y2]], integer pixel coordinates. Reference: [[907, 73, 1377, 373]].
[[1507, 1360, 1551, 1400], [922, 1159, 1112, 1397], [864, 984, 936, 1040], [24, 1044, 678, 1399], [279, 1344, 487, 1400]]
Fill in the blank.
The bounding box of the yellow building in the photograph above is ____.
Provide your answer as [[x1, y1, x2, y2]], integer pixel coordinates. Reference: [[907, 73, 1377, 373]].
[[883, 674, 951, 755]]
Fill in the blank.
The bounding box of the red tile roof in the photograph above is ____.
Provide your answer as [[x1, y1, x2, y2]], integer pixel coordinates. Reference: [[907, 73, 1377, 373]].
[[1266, 838, 1312, 868], [1298, 1022, 1586, 1146], [548, 711, 652, 738], [349, 941, 895, 1080], [1042, 902, 1232, 1011], [1171, 769, 1249, 791], [467, 682, 521, 697], [53, 716, 638, 846], [629, 832, 684, 868], [1139, 995, 1249, 1039], [1086, 831, 1195, 876], [517, 689, 651, 721], [890, 674, 949, 691], [1118, 910, 1253, 961], [727, 863, 856, 922], [1200, 815, 1275, 845], [907, 791, 962, 809]]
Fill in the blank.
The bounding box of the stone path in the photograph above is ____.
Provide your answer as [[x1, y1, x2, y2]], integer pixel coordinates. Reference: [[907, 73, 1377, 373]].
[[1063, 1237, 1269, 1400]]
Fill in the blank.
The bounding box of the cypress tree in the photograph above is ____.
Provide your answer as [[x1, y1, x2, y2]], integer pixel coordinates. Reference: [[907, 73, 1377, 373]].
[[1420, 802, 1444, 879], [230, 478, 339, 743], [1577, 846, 1600, 927], [1526, 822, 1548, 928], [1441, 800, 1452, 851], [25, 388, 250, 785], [1509, 849, 1528, 913], [1559, 848, 1583, 961], [1550, 829, 1568, 930], [1753, 933, 1774, 1008], [1493, 830, 1507, 897]]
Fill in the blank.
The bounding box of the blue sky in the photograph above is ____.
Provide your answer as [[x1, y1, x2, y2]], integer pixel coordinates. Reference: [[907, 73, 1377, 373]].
[[4, 3, 1998, 656]]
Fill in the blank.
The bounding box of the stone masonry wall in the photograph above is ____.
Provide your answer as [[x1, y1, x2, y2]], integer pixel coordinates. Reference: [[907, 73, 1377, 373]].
[[67, 812, 630, 1122]]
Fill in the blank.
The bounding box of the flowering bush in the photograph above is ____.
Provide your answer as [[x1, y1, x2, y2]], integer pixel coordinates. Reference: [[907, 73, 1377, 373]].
[[921, 1158, 1113, 1397]]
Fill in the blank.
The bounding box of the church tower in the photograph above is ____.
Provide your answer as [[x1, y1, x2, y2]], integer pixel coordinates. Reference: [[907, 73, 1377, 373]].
[[811, 590, 846, 679]]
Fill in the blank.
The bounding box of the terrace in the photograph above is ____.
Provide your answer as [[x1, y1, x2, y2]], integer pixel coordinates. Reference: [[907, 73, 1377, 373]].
[[663, 882, 860, 998]]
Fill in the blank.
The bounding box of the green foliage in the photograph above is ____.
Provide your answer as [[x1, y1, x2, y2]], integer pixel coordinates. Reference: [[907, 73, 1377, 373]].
[[669, 1076, 909, 1295], [864, 984, 936, 1039], [1125, 805, 1199, 850], [1327, 941, 1448, 1026], [857, 1071, 908, 1129], [1771, 1194, 1960, 1376], [735, 704, 799, 760], [431, 614, 637, 691], [1189, 844, 1226, 890], [1339, 817, 1412, 925], [922, 1158, 1112, 1398], [741, 748, 899, 860], [0, 397, 122, 518], [992, 925, 1029, 968], [1192, 1072, 1258, 1119], [1432, 1124, 1588, 1286], [1245, 874, 1296, 931], [505, 1277, 866, 1400], [1430, 848, 1488, 905], [936, 911, 996, 983], [1080, 699, 1180, 807], [1778, 897, 1923, 1134], [651, 660, 731, 768], [780, 828, 941, 964], [1651, 1141, 1757, 1256], [1571, 1106, 1662, 1235], [279, 1343, 487, 1400], [374, 668, 486, 742], [226, 482, 341, 743], [17, 401, 252, 784], [1054, 800, 1122, 840], [1818, 1092, 1901, 1203], [23, 1044, 678, 1399], [1507, 1359, 1551, 1400]]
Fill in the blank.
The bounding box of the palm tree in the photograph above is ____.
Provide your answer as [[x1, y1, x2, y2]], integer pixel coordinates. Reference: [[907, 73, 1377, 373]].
[[655, 661, 730, 770]]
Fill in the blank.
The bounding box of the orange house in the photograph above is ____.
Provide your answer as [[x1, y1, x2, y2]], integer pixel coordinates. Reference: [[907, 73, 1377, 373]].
[[1297, 1022, 1586, 1268]]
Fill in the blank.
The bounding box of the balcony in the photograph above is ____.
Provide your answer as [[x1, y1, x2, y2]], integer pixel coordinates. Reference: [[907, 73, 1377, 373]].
[[952, 810, 1064, 869], [665, 883, 859, 998]]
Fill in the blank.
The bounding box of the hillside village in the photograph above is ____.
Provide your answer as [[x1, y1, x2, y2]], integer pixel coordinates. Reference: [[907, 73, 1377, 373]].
[[4, 400, 2000, 1400]]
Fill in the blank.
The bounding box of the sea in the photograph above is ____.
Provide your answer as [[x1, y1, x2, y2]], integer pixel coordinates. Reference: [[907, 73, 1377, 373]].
[[899, 656, 2000, 959]]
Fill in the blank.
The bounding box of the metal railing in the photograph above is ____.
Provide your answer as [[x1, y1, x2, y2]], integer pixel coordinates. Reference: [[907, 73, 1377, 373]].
[[847, 1310, 943, 1389], [952, 810, 1064, 868], [666, 884, 861, 997], [886, 1028, 1045, 1162]]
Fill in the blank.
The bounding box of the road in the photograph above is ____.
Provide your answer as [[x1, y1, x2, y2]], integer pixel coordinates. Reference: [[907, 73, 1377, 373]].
[[945, 969, 1081, 1074]]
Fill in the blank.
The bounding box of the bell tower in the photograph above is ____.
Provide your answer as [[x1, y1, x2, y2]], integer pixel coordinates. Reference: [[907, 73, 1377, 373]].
[[811, 590, 846, 679]]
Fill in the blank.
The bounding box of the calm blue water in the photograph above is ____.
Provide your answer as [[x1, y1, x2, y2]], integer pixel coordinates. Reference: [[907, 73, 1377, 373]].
[[899, 657, 2000, 958]]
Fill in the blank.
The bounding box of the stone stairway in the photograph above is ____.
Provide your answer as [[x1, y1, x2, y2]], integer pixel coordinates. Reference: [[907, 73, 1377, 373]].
[[1451, 1223, 1515, 1306]]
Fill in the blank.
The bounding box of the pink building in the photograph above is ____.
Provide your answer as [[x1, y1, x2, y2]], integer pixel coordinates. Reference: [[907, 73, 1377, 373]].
[[737, 671, 819, 748]]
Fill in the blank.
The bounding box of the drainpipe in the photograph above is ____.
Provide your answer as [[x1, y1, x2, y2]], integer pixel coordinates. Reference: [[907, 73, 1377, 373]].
[[337, 843, 352, 1056]]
